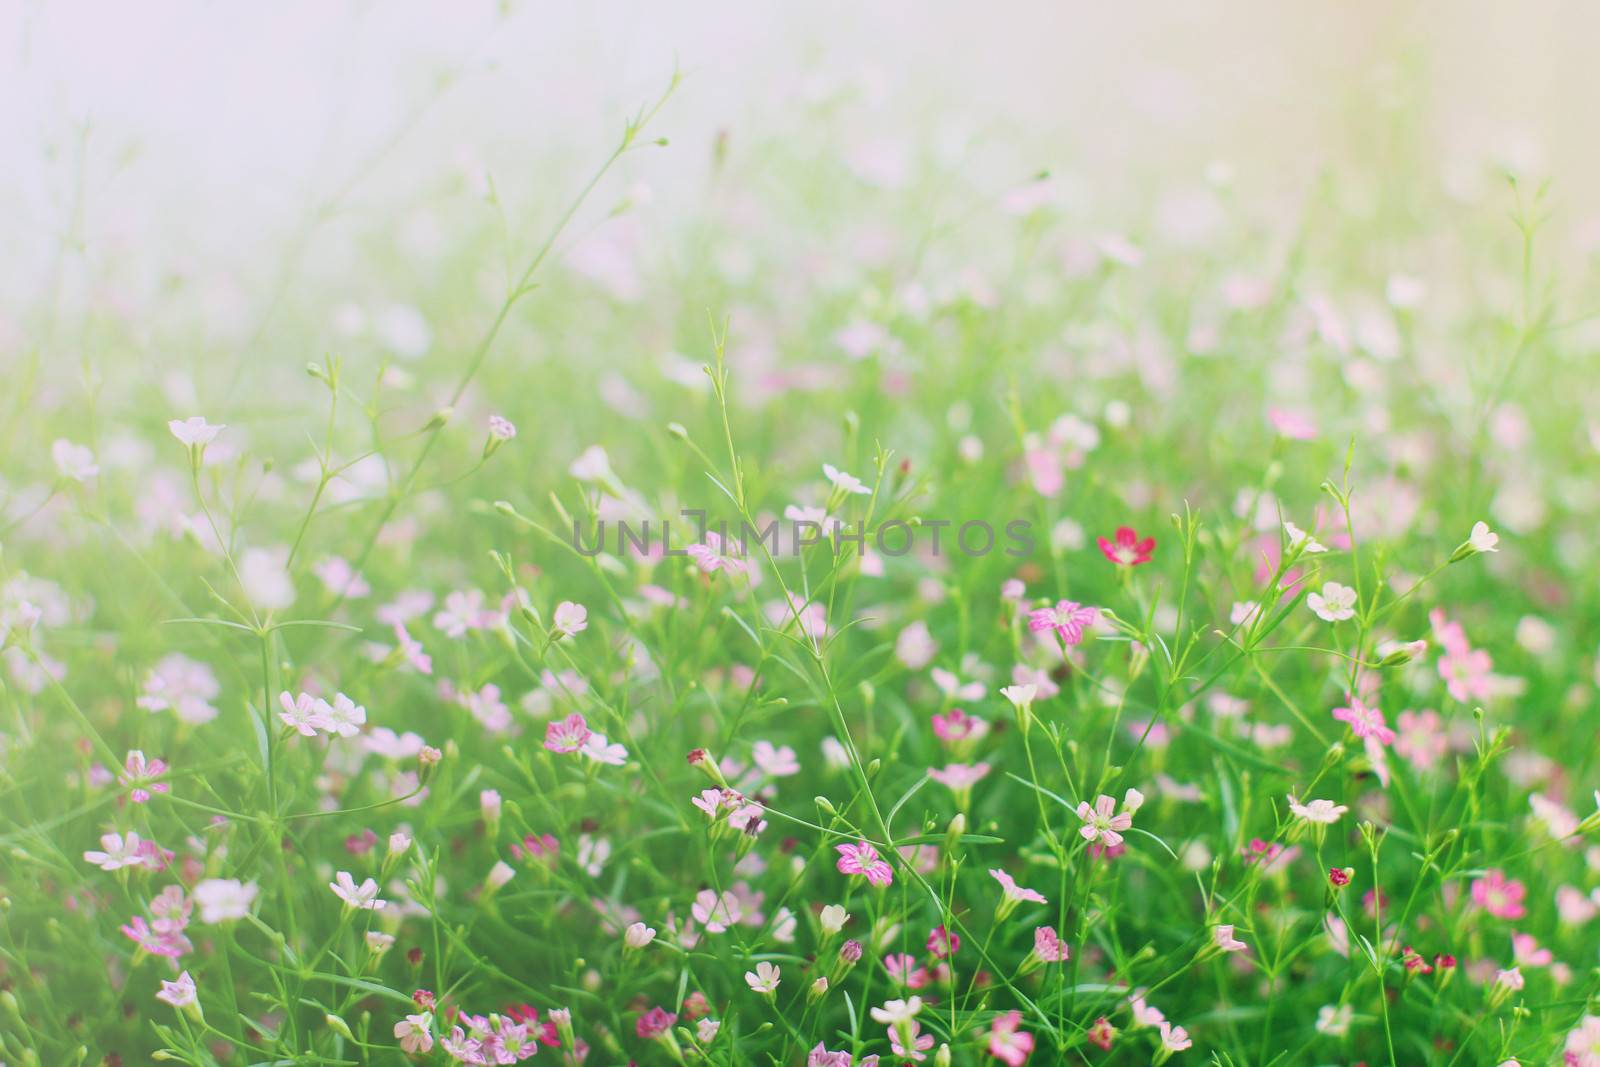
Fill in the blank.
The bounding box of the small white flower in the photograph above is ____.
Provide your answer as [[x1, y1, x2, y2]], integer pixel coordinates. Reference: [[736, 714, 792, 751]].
[[569, 445, 615, 483], [1288, 795, 1348, 825], [52, 439, 99, 481], [193, 878, 259, 923], [552, 601, 588, 637], [870, 996, 923, 1025], [1469, 520, 1499, 553], [744, 960, 781, 994], [319, 693, 367, 738], [486, 860, 517, 890], [999, 684, 1037, 710], [822, 463, 871, 495], [1315, 1003, 1352, 1036], [1284, 521, 1326, 554], [82, 831, 143, 871], [1230, 601, 1262, 627], [168, 417, 225, 447], [329, 871, 387, 910], [820, 904, 849, 936], [1307, 581, 1357, 623]]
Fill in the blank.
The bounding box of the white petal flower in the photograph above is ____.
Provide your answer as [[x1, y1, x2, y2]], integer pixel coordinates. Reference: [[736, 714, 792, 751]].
[[1307, 582, 1357, 623]]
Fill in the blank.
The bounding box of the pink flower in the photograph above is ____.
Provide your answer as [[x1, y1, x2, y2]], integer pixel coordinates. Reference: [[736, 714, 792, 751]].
[[808, 1043, 854, 1067], [889, 1021, 934, 1061], [985, 870, 1049, 908], [1268, 407, 1317, 440], [137, 653, 221, 724], [510, 833, 559, 865], [1439, 645, 1493, 703], [434, 589, 496, 637], [988, 1011, 1035, 1066], [278, 691, 331, 737], [1027, 600, 1100, 645], [552, 601, 588, 637], [931, 667, 986, 702], [120, 750, 170, 803], [1097, 525, 1155, 566], [544, 712, 591, 754], [1212, 924, 1248, 953], [393, 623, 433, 675], [884, 952, 918, 985], [441, 1024, 484, 1063], [691, 889, 743, 933], [1331, 695, 1395, 745], [1394, 709, 1447, 770], [926, 925, 959, 959], [636, 1006, 677, 1039], [1075, 793, 1135, 847], [1563, 1015, 1600, 1066], [1158, 1020, 1193, 1052], [1472, 869, 1528, 920], [931, 707, 988, 744], [836, 841, 894, 887], [120, 915, 191, 959], [928, 762, 991, 793], [155, 970, 197, 1009], [394, 1013, 435, 1054], [1024, 446, 1063, 498], [686, 531, 749, 576], [1513, 932, 1553, 967], [1031, 926, 1070, 963]]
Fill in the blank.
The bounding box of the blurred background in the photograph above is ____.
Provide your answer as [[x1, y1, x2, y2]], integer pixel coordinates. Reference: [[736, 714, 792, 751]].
[[5, 0, 1600, 333]]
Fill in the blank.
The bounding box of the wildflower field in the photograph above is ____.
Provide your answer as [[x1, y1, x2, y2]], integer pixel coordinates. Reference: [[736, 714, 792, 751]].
[[5, 12, 1600, 1067]]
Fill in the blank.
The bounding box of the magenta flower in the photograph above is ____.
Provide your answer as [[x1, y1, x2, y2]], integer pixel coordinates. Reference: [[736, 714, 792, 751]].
[[1097, 525, 1155, 566], [1471, 869, 1528, 920], [835, 841, 894, 887], [931, 707, 988, 744], [1027, 600, 1100, 645], [544, 712, 591, 754], [1331, 695, 1396, 745], [925, 924, 959, 959], [635, 1006, 677, 1039], [120, 915, 191, 959]]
